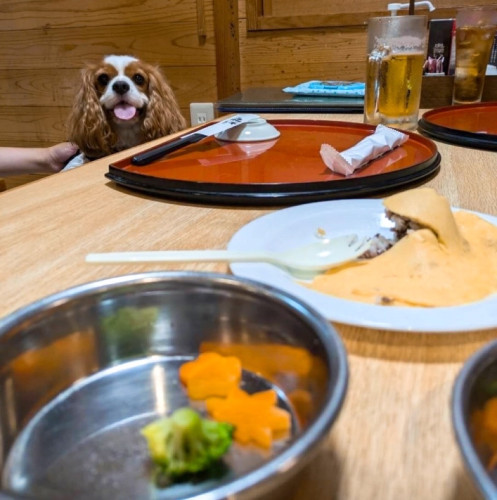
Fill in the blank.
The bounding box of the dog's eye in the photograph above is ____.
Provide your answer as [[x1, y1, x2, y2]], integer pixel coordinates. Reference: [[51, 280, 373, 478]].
[[97, 74, 110, 86], [132, 74, 145, 85]]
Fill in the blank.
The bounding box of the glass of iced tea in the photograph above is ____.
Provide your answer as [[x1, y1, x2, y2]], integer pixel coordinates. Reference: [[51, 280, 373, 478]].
[[452, 7, 497, 105], [364, 15, 428, 130]]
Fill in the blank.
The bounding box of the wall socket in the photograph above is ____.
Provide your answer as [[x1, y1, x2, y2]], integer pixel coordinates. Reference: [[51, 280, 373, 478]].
[[190, 102, 215, 125]]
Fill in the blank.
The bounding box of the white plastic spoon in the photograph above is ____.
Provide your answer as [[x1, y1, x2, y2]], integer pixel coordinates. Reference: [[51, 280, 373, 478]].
[[85, 234, 371, 279]]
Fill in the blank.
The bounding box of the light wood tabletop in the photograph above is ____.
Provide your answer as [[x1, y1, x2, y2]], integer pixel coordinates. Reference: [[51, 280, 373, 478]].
[[1, 113, 496, 499]]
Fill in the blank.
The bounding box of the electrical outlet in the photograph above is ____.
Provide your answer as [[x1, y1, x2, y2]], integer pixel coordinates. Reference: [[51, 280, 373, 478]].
[[190, 102, 215, 125]]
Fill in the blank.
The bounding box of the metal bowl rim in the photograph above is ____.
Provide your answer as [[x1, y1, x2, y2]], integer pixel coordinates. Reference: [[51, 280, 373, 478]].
[[0, 271, 348, 500], [452, 339, 497, 500]]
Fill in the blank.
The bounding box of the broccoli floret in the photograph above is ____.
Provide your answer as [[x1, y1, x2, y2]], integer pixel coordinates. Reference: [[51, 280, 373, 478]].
[[141, 407, 234, 480], [100, 306, 158, 359]]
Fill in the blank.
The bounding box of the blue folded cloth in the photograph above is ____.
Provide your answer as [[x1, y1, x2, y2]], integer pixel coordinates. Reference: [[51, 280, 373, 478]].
[[283, 80, 365, 97]]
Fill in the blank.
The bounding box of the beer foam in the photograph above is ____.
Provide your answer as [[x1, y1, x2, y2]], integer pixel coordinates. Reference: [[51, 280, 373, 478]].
[[374, 35, 424, 51]]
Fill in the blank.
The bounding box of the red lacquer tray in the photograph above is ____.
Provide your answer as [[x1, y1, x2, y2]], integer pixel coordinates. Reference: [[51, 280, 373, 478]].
[[418, 103, 497, 150], [106, 119, 440, 206]]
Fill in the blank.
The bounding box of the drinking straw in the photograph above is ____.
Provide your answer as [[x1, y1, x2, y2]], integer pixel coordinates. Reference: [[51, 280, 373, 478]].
[[409, 0, 415, 14]]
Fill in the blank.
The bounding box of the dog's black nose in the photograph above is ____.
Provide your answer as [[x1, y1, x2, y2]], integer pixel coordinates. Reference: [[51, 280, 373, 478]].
[[112, 81, 130, 95]]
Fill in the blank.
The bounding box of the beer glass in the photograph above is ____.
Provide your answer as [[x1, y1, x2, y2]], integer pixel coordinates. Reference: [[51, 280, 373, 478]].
[[452, 6, 497, 105], [364, 15, 428, 130]]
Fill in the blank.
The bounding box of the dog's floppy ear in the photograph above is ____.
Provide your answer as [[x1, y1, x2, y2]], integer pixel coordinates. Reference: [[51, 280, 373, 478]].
[[142, 64, 187, 140], [66, 64, 117, 158]]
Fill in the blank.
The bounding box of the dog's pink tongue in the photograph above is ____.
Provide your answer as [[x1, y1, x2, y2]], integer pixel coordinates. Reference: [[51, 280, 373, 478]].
[[114, 103, 137, 120]]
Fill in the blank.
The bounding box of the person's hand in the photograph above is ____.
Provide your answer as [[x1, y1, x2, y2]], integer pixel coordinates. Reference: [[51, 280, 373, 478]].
[[45, 142, 79, 173]]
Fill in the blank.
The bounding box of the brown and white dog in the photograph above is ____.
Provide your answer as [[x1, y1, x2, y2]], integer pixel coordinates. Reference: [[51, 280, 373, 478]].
[[65, 55, 186, 168]]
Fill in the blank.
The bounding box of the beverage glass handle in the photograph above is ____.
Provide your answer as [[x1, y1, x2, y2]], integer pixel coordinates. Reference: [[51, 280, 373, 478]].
[[365, 52, 383, 123]]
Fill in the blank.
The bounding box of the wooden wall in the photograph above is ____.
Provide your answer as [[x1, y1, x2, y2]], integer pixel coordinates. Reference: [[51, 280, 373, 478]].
[[0, 0, 495, 190], [0, 0, 217, 149], [239, 20, 366, 88], [1, 0, 495, 150], [239, 0, 368, 88], [238, 0, 497, 88]]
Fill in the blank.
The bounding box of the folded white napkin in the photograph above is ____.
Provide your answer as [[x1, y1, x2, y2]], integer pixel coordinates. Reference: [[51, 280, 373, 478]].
[[320, 124, 408, 176]]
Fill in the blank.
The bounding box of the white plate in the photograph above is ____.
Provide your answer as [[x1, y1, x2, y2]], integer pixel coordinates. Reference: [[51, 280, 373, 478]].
[[228, 199, 497, 333]]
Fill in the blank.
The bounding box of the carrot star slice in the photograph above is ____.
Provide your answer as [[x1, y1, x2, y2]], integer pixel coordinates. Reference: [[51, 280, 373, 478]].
[[206, 388, 291, 449], [179, 352, 242, 399]]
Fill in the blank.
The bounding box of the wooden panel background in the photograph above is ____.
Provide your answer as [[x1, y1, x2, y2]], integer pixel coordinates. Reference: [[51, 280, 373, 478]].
[[239, 20, 366, 88], [1, 0, 494, 148], [1, 0, 496, 191], [0, 0, 217, 150], [247, 0, 497, 30], [239, 0, 497, 88]]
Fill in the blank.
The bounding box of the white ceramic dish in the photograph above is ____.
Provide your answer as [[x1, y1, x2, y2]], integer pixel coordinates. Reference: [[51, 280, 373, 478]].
[[228, 199, 497, 333], [215, 117, 280, 142]]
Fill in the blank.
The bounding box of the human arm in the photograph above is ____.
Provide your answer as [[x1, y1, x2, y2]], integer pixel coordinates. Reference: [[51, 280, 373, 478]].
[[0, 142, 79, 176]]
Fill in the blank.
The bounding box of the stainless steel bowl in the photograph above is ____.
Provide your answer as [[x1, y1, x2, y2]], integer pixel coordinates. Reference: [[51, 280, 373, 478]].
[[0, 272, 348, 499], [452, 339, 497, 499]]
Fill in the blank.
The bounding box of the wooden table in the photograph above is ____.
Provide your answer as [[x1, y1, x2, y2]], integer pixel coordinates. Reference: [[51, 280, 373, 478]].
[[1, 113, 496, 499]]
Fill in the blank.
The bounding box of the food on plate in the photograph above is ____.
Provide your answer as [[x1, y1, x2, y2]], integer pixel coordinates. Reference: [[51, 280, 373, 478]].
[[179, 351, 242, 399], [206, 387, 291, 449], [141, 407, 233, 481], [308, 187, 497, 307], [471, 396, 497, 470]]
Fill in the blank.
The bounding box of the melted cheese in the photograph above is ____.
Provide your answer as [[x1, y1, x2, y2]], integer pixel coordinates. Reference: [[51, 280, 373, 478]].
[[308, 190, 497, 307], [383, 187, 467, 250]]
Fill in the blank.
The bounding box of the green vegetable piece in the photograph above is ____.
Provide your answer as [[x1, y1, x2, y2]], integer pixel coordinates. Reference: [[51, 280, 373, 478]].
[[141, 407, 234, 479], [101, 306, 158, 359]]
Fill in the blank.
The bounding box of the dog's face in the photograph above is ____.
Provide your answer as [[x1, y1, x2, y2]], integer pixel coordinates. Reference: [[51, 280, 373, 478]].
[[95, 55, 149, 127], [67, 55, 186, 160]]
